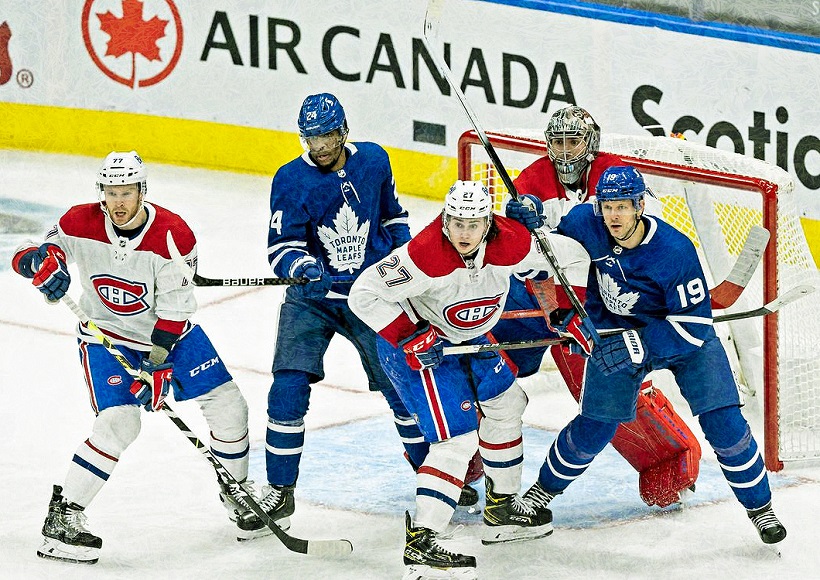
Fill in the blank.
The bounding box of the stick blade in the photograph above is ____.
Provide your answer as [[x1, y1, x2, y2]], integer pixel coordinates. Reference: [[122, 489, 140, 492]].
[[306, 538, 354, 557]]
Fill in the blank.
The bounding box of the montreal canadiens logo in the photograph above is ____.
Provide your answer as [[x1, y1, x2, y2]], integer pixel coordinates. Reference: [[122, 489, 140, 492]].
[[443, 294, 504, 330], [92, 275, 150, 316]]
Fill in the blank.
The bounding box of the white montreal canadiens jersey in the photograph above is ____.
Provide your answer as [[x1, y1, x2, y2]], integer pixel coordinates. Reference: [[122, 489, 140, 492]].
[[349, 215, 589, 345], [44, 202, 197, 350]]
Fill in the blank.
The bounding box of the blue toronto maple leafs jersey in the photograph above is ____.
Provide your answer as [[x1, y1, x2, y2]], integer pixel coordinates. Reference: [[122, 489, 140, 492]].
[[267, 142, 410, 298], [557, 204, 716, 358]]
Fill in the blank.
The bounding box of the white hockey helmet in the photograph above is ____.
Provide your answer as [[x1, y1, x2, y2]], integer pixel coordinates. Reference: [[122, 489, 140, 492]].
[[97, 150, 147, 197], [442, 180, 493, 243], [545, 106, 600, 186], [443, 180, 493, 219]]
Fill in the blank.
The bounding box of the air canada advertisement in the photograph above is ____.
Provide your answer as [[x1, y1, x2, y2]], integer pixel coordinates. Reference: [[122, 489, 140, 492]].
[[2, 0, 819, 213]]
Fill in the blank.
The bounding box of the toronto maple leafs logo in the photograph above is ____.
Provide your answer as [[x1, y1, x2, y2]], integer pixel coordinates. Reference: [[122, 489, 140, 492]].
[[317, 202, 370, 273], [597, 271, 640, 315]]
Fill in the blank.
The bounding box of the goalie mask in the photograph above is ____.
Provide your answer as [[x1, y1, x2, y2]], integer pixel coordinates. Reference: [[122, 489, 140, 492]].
[[545, 106, 600, 186], [442, 180, 493, 251]]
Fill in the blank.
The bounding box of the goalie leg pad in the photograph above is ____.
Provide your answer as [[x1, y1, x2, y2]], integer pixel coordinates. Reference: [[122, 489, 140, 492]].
[[553, 348, 702, 507], [616, 383, 702, 507]]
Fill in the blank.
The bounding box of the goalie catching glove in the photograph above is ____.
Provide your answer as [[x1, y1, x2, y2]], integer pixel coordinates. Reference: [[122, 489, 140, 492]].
[[399, 322, 444, 371], [505, 194, 545, 231], [291, 257, 332, 300], [590, 329, 645, 375], [131, 358, 174, 412]]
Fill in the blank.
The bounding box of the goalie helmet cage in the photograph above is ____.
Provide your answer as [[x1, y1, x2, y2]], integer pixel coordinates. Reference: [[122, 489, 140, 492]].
[[458, 129, 820, 472]]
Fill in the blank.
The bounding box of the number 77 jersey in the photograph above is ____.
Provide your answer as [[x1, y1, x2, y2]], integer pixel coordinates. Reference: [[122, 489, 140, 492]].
[[557, 204, 716, 360]]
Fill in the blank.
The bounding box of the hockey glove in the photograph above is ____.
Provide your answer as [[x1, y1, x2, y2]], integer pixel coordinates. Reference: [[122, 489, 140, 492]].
[[505, 194, 545, 231], [292, 258, 332, 300], [549, 309, 598, 356], [590, 329, 645, 376], [31, 243, 70, 301], [399, 322, 444, 371], [130, 359, 173, 412]]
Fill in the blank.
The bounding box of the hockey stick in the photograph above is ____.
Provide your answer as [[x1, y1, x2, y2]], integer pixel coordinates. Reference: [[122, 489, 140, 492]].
[[444, 284, 816, 355], [59, 294, 354, 556], [422, 0, 594, 334], [501, 224, 770, 320], [165, 232, 354, 287]]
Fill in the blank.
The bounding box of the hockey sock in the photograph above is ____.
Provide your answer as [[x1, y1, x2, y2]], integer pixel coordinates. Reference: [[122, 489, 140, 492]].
[[381, 384, 429, 468], [537, 414, 618, 494], [699, 406, 771, 510]]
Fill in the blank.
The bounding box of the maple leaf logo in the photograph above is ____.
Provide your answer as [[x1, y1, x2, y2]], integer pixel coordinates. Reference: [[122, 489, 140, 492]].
[[317, 203, 370, 274], [597, 271, 640, 316], [98, 0, 168, 86]]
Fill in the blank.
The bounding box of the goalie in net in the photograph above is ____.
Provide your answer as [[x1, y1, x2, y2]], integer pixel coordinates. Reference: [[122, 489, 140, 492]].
[[491, 105, 702, 508]]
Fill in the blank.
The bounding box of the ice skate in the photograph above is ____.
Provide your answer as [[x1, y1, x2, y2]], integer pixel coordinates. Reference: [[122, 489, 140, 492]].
[[258, 483, 295, 532], [403, 512, 477, 580], [36, 485, 101, 564], [747, 502, 787, 545], [218, 479, 273, 541], [482, 477, 553, 545]]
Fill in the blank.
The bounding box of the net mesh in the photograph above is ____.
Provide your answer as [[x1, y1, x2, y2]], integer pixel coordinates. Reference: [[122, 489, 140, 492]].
[[460, 130, 820, 469]]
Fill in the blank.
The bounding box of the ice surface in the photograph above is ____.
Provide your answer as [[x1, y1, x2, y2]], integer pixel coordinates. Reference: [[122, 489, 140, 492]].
[[1, 150, 818, 579]]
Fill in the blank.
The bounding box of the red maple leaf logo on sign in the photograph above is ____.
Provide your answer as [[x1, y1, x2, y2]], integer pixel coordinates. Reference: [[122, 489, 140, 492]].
[[98, 0, 168, 85]]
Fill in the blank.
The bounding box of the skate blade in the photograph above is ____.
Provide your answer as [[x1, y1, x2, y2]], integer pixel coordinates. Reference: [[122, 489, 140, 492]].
[[481, 523, 553, 545], [236, 517, 290, 542], [37, 538, 99, 564], [402, 564, 478, 580]]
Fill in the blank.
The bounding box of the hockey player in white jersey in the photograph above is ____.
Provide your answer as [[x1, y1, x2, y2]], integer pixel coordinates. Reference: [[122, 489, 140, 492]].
[[12, 151, 261, 564], [349, 180, 591, 580]]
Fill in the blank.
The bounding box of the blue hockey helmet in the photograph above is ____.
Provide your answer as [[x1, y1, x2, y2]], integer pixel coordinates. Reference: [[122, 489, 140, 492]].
[[297, 93, 348, 138], [594, 166, 649, 215]]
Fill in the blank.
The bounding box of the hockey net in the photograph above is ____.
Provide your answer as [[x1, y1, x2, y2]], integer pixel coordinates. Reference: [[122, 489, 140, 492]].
[[458, 129, 820, 471]]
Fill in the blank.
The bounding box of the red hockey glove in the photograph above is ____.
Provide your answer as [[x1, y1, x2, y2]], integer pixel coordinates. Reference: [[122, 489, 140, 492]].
[[399, 323, 444, 371], [130, 359, 173, 411], [31, 243, 70, 301], [550, 309, 598, 356]]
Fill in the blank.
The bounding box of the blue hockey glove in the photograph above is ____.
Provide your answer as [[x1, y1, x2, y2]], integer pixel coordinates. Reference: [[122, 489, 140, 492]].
[[399, 323, 444, 371], [130, 359, 173, 411], [590, 329, 645, 375], [505, 194, 545, 231], [292, 258, 332, 300], [31, 243, 70, 301], [550, 309, 599, 356]]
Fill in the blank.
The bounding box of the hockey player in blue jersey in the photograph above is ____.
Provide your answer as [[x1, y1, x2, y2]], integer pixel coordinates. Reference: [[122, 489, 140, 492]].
[[520, 165, 787, 545], [259, 93, 470, 527]]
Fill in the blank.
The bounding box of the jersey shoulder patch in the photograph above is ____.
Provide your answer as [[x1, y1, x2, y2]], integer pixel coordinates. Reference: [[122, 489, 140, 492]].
[[139, 204, 196, 258], [484, 216, 532, 265], [59, 203, 108, 243], [406, 216, 464, 277]]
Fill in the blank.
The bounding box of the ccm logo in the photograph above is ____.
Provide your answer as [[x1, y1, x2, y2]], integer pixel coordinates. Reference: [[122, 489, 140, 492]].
[[189, 356, 220, 377]]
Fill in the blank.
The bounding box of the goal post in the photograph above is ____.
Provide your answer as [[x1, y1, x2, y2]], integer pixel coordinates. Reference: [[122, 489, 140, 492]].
[[458, 129, 820, 472]]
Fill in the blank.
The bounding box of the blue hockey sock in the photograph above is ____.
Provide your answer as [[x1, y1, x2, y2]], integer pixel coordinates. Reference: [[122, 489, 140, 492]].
[[537, 415, 618, 494], [699, 406, 771, 510]]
